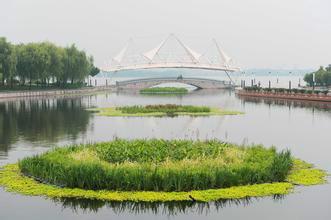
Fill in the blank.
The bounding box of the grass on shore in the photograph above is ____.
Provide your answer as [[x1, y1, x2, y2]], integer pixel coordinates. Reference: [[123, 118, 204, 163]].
[[140, 87, 188, 94], [89, 104, 243, 117]]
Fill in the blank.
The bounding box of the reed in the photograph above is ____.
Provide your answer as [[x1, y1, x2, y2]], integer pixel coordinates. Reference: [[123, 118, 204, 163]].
[[19, 139, 293, 192]]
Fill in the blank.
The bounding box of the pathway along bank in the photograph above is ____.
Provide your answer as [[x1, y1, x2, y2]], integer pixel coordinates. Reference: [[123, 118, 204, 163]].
[[0, 86, 115, 100]]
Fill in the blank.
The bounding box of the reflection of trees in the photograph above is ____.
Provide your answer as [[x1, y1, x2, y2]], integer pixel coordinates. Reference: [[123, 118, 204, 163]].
[[237, 95, 331, 112], [0, 98, 91, 152], [53, 195, 285, 215]]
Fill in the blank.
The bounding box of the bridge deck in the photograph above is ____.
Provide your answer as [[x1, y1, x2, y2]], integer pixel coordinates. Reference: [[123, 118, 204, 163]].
[[115, 77, 234, 89]]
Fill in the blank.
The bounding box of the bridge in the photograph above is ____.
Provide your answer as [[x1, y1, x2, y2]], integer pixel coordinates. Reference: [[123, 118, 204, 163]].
[[115, 77, 234, 90], [101, 34, 240, 87]]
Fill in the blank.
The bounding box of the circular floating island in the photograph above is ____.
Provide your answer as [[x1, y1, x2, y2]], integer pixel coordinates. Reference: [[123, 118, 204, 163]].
[[89, 104, 243, 117], [0, 139, 327, 202]]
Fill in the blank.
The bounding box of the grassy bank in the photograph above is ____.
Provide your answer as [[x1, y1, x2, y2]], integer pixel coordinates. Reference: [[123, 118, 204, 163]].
[[89, 104, 242, 117], [140, 87, 188, 94]]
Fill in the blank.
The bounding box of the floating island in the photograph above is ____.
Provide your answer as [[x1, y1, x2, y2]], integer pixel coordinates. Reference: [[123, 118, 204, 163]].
[[0, 139, 327, 202], [88, 104, 243, 117]]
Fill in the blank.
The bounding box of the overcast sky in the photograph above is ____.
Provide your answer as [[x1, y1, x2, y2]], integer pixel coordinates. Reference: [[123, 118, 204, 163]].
[[1, 0, 331, 69]]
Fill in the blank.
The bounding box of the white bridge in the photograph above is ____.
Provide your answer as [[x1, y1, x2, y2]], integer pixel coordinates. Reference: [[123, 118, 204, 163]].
[[101, 34, 240, 87], [116, 77, 234, 90]]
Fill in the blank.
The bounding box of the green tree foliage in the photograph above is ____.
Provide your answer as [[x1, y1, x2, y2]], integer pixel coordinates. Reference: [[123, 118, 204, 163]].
[[304, 65, 331, 86], [0, 37, 99, 88], [0, 37, 17, 87]]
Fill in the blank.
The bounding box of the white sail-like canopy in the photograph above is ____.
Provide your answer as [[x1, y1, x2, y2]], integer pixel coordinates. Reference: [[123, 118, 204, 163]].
[[184, 45, 201, 62], [113, 44, 128, 64], [104, 34, 240, 73], [143, 37, 167, 61], [212, 39, 232, 64]]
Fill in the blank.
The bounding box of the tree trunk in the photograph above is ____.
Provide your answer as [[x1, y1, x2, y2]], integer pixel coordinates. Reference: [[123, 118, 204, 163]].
[[10, 76, 13, 88]]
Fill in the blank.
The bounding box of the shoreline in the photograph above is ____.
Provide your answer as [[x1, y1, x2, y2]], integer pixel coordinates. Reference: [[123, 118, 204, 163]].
[[236, 89, 331, 102], [0, 86, 116, 100]]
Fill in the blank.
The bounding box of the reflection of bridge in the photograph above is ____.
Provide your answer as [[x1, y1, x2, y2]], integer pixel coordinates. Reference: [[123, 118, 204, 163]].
[[102, 34, 240, 83], [116, 77, 234, 89]]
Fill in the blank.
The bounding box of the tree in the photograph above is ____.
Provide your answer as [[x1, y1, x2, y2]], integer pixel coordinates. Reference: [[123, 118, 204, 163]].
[[63, 44, 90, 85], [304, 66, 331, 87], [1, 37, 97, 89], [326, 64, 331, 72], [40, 42, 64, 86], [88, 56, 100, 76], [0, 37, 16, 86]]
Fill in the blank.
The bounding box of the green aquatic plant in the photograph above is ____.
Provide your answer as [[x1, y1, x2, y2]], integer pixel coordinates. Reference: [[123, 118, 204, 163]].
[[18, 140, 293, 191], [140, 87, 188, 94], [88, 104, 243, 117], [117, 104, 210, 114], [0, 158, 326, 202], [0, 140, 327, 202], [286, 159, 328, 185], [0, 164, 294, 202]]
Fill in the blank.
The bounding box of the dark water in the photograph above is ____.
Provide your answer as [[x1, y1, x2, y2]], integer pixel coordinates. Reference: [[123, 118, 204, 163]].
[[0, 90, 330, 220]]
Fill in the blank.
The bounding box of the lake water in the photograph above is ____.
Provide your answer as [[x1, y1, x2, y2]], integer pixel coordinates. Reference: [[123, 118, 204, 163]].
[[0, 79, 330, 219]]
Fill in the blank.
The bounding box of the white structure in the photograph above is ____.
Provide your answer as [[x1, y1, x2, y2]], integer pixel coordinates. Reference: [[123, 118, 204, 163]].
[[102, 34, 240, 73]]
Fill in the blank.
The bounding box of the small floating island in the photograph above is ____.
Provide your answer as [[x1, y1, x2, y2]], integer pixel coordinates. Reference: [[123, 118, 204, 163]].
[[0, 139, 327, 202], [140, 87, 189, 94], [89, 104, 243, 117]]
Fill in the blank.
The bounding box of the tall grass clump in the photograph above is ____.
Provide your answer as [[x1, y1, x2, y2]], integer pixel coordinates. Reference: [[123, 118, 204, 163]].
[[18, 139, 293, 192]]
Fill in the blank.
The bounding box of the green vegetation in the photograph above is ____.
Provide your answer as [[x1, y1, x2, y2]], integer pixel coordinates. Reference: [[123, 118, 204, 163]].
[[304, 65, 331, 86], [243, 86, 329, 95], [0, 140, 327, 202], [118, 104, 209, 114], [0, 37, 99, 89], [18, 140, 292, 191], [90, 104, 242, 117], [140, 87, 188, 94], [286, 159, 327, 185], [0, 164, 293, 202]]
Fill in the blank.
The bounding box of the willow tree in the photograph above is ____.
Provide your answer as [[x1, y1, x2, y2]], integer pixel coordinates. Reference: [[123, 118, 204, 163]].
[[0, 37, 16, 87]]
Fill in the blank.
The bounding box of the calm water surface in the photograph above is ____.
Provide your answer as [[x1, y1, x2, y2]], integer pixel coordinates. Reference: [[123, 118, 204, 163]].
[[0, 89, 330, 220]]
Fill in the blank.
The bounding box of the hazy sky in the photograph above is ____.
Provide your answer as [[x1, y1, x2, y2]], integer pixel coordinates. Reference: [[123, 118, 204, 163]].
[[1, 0, 331, 69]]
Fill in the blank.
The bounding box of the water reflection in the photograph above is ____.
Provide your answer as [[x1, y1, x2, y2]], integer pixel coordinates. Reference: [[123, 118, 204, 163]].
[[53, 195, 285, 215], [0, 98, 92, 152], [237, 95, 331, 112]]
